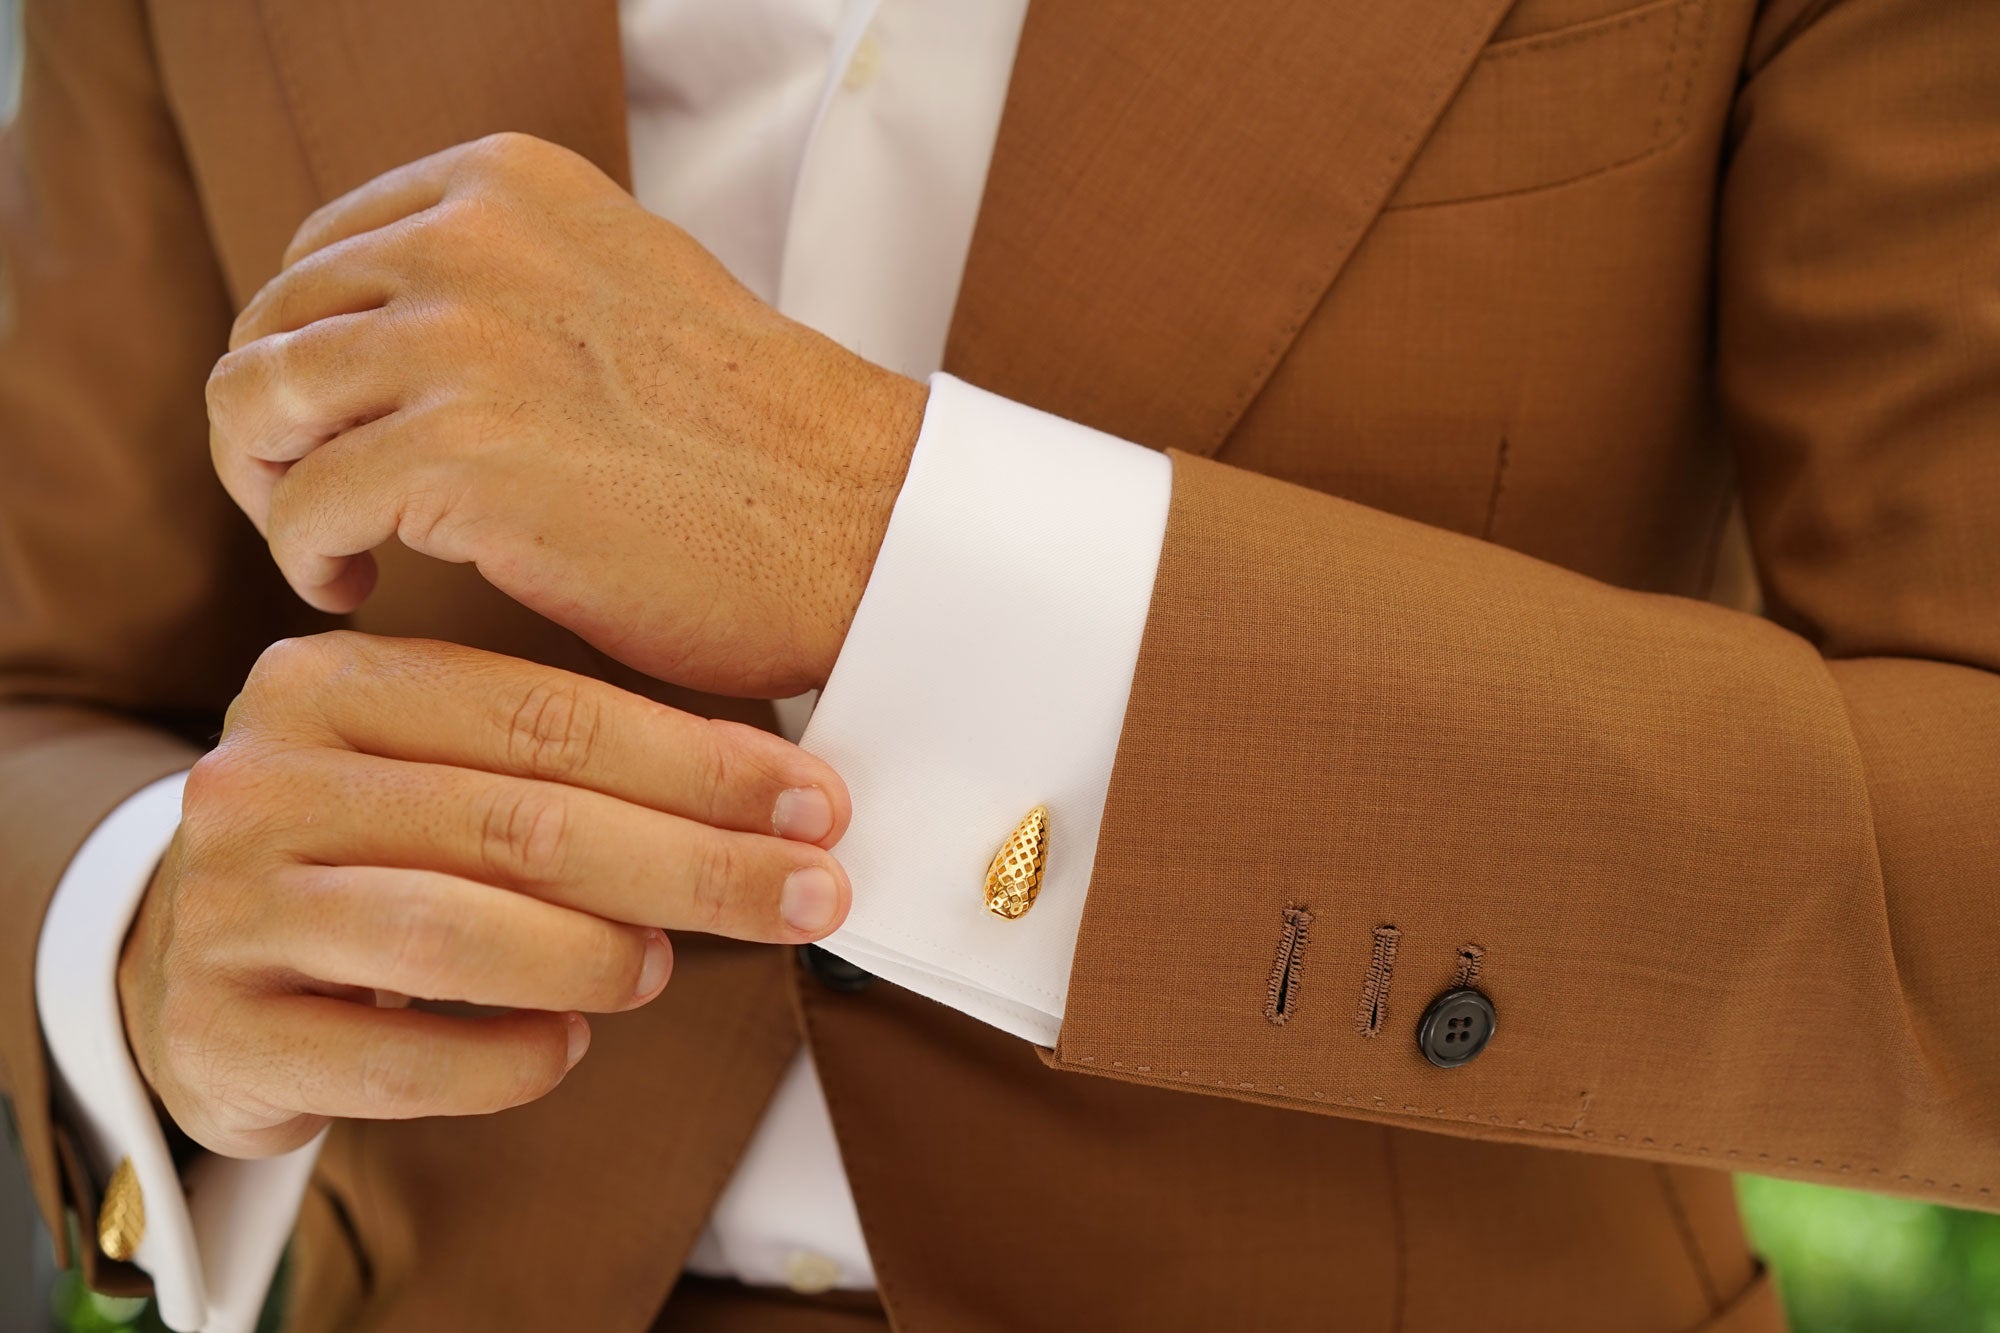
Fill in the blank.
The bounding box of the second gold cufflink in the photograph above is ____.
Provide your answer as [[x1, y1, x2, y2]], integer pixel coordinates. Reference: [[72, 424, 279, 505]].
[[98, 1156, 145, 1262], [984, 805, 1049, 920]]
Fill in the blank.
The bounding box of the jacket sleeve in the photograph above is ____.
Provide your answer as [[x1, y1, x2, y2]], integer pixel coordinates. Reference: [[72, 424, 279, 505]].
[[1053, 0, 2000, 1211], [0, 0, 319, 1273]]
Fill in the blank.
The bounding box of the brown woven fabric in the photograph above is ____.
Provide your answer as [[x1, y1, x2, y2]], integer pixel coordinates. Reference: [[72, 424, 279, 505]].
[[7, 0, 1997, 1327]]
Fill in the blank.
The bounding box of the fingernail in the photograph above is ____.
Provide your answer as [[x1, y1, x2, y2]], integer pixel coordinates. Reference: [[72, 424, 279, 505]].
[[564, 1013, 591, 1070], [635, 930, 673, 1000], [772, 787, 835, 843], [780, 865, 840, 937]]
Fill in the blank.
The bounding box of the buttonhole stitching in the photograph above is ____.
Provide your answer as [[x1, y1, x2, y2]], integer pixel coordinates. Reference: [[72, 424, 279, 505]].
[[1356, 925, 1402, 1037], [1264, 905, 1315, 1026], [1452, 942, 1486, 989]]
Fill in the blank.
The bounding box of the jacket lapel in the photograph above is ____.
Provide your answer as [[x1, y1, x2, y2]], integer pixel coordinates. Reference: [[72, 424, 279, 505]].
[[251, 0, 632, 202], [945, 0, 1516, 456], [250, 0, 1513, 458]]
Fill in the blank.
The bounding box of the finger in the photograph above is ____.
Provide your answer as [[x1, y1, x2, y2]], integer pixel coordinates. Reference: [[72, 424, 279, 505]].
[[262, 408, 427, 612], [208, 421, 285, 541], [282, 140, 477, 269], [257, 864, 673, 1012], [236, 994, 585, 1121], [232, 221, 421, 351], [284, 133, 595, 269], [263, 634, 850, 845], [209, 314, 410, 530], [270, 748, 853, 942]]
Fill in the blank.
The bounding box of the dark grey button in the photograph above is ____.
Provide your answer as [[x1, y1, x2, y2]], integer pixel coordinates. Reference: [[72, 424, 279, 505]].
[[1417, 987, 1495, 1068], [798, 944, 873, 993]]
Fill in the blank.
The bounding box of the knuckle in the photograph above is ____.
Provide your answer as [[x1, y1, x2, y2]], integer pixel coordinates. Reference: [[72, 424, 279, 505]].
[[392, 480, 461, 556], [273, 318, 335, 378], [314, 628, 372, 662], [182, 745, 250, 813], [245, 635, 338, 716], [469, 130, 539, 173], [227, 296, 267, 354], [478, 783, 571, 885], [175, 757, 274, 884], [257, 630, 368, 687], [178, 753, 295, 870], [503, 679, 601, 781], [382, 889, 461, 996], [219, 688, 254, 741], [688, 835, 736, 934], [357, 1042, 430, 1113], [229, 279, 307, 357], [706, 719, 822, 821], [232, 640, 317, 737], [284, 204, 340, 267], [433, 193, 500, 239], [250, 634, 322, 688], [205, 346, 261, 421], [389, 208, 465, 283], [147, 984, 302, 1153], [693, 721, 738, 826]]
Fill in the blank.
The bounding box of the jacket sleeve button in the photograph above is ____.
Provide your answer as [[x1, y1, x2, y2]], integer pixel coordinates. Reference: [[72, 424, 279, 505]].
[[798, 944, 874, 993], [1416, 987, 1496, 1068]]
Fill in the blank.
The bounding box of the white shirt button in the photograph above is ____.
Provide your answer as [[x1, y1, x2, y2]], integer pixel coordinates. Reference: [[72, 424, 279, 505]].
[[842, 32, 882, 90], [783, 1249, 843, 1295]]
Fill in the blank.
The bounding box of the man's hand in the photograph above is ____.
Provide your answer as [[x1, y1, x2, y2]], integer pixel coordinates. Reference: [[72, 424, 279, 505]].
[[119, 632, 854, 1158], [209, 133, 930, 698]]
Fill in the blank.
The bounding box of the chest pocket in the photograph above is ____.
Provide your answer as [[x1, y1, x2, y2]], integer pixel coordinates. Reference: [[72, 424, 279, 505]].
[[1388, 0, 1712, 209]]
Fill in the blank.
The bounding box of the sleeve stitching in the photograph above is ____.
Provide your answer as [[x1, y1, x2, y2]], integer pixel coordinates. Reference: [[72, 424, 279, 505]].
[[1063, 1054, 1995, 1198]]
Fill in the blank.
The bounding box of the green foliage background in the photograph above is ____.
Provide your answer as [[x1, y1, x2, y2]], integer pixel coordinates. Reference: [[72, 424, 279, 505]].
[[1738, 1178, 2000, 1332], [44, 1178, 2000, 1331]]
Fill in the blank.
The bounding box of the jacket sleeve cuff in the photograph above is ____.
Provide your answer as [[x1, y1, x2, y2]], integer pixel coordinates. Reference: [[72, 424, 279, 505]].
[[35, 771, 322, 1333], [802, 373, 1170, 1046]]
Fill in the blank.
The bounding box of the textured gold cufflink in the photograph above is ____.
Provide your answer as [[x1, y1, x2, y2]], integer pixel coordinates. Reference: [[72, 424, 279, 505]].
[[99, 1156, 145, 1261], [984, 805, 1049, 920]]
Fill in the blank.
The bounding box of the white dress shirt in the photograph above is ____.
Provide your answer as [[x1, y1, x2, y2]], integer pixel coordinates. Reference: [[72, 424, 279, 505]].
[[34, 0, 1173, 1325]]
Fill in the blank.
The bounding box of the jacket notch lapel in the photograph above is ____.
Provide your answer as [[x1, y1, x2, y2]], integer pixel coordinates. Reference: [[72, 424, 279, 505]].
[[945, 0, 1517, 456]]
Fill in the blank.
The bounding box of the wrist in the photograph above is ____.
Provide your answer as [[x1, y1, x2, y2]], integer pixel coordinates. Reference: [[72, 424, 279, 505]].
[[806, 369, 929, 687]]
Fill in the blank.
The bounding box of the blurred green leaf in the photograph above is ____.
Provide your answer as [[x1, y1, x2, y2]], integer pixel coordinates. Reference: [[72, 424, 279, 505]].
[[50, 1249, 285, 1333], [1740, 1175, 2000, 1332], [49, 1270, 161, 1332]]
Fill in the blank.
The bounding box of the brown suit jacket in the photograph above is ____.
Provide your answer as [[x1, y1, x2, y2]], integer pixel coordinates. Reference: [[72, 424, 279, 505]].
[[4, 0, 1995, 1328]]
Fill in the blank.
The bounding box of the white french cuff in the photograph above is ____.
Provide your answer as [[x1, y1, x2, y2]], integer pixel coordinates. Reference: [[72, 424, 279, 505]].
[[35, 772, 322, 1333], [802, 373, 1172, 1047]]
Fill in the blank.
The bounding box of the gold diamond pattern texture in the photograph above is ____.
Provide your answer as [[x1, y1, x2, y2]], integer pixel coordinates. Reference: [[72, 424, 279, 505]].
[[98, 1156, 145, 1262], [983, 805, 1049, 920]]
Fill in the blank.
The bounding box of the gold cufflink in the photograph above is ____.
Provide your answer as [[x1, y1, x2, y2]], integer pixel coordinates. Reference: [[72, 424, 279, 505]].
[[984, 805, 1049, 920], [98, 1156, 145, 1261]]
